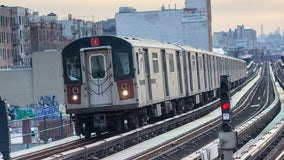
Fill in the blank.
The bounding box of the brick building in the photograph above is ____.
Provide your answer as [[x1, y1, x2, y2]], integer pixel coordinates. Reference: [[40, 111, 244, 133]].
[[30, 12, 64, 52], [0, 6, 14, 68]]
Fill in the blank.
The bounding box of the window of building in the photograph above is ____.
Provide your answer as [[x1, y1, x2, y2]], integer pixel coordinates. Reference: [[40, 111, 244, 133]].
[[20, 30, 22, 39], [18, 16, 21, 24]]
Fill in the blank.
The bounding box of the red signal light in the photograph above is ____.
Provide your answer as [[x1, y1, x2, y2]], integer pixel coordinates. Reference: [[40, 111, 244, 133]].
[[221, 103, 229, 110]]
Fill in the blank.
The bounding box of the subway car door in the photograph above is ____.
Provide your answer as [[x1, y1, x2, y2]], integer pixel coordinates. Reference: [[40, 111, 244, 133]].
[[84, 49, 112, 106], [143, 49, 153, 101], [161, 50, 169, 97]]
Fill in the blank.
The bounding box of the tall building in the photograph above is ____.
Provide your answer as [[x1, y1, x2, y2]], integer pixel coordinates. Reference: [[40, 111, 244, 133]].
[[213, 25, 257, 51], [116, 0, 212, 51], [0, 5, 14, 68], [30, 12, 64, 52], [59, 14, 103, 43], [10, 7, 31, 67], [0, 6, 32, 68], [260, 25, 264, 35]]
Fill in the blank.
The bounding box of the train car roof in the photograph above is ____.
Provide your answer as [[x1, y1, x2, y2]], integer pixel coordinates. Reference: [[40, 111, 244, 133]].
[[63, 36, 245, 63], [173, 41, 245, 62], [118, 36, 181, 50], [119, 36, 244, 62]]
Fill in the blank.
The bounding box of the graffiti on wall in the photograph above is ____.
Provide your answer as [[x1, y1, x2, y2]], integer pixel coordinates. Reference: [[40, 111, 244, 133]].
[[9, 95, 67, 121], [9, 105, 36, 120], [36, 95, 59, 120]]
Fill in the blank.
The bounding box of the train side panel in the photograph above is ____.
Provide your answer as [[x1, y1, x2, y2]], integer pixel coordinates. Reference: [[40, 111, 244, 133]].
[[146, 48, 167, 103], [165, 49, 181, 99], [189, 52, 199, 95], [133, 47, 147, 106]]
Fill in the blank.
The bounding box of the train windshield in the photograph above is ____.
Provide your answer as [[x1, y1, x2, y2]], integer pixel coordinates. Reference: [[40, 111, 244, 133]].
[[113, 51, 130, 78], [66, 56, 81, 82]]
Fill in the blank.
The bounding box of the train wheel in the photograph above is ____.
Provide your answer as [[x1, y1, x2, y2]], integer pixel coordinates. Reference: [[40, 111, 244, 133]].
[[95, 131, 101, 136], [130, 116, 139, 129], [116, 119, 125, 132], [139, 108, 148, 127], [188, 97, 195, 111], [74, 117, 83, 136], [128, 111, 139, 129], [83, 123, 92, 139], [177, 99, 183, 114], [171, 103, 177, 116]]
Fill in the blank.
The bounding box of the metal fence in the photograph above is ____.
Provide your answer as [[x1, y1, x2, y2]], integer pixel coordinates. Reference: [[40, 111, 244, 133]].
[[10, 112, 74, 150]]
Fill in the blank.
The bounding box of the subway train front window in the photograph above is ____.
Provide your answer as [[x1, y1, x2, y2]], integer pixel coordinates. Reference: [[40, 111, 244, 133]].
[[90, 54, 106, 79], [113, 51, 131, 78], [66, 56, 81, 81]]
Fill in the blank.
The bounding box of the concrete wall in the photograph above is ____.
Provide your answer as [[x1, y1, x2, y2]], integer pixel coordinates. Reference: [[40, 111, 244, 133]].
[[32, 51, 65, 105], [116, 10, 184, 44], [116, 6, 212, 51], [0, 51, 65, 106], [0, 69, 33, 105]]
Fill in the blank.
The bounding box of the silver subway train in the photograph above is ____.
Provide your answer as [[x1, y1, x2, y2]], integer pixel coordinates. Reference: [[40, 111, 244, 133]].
[[62, 36, 247, 138]]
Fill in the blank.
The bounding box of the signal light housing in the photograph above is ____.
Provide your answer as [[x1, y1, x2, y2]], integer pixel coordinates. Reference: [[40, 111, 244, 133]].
[[220, 75, 232, 132], [222, 122, 232, 132]]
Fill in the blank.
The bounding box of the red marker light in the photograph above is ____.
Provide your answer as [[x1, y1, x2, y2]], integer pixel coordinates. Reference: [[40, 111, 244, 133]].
[[90, 38, 100, 46], [221, 103, 229, 110]]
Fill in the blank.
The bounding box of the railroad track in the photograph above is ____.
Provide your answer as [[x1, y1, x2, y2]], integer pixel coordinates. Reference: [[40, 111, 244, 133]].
[[273, 61, 284, 89], [11, 133, 114, 160], [232, 63, 283, 159], [142, 63, 278, 160], [184, 62, 282, 160], [10, 64, 258, 160], [18, 62, 282, 160], [9, 98, 221, 159]]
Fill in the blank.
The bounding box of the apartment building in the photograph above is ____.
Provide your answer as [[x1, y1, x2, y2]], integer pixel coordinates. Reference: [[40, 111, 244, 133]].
[[0, 6, 14, 68]]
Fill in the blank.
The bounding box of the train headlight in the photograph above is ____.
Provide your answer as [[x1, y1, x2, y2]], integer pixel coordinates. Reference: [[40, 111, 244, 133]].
[[122, 90, 128, 96], [72, 95, 78, 101]]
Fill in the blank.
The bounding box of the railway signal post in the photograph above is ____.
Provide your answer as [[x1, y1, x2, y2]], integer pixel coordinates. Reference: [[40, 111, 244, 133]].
[[218, 75, 237, 160], [0, 97, 11, 160]]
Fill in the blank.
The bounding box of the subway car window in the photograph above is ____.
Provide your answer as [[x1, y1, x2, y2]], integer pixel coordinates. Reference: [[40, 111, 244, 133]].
[[114, 51, 130, 77], [66, 56, 81, 81], [192, 55, 196, 71], [90, 55, 106, 79], [169, 53, 175, 72], [152, 52, 159, 73], [136, 52, 140, 74]]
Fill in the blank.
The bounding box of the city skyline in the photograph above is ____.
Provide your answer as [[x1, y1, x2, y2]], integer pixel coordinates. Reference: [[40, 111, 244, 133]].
[[2, 0, 284, 35]]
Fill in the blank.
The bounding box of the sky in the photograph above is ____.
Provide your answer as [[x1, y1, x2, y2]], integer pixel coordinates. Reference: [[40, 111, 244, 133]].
[[2, 0, 284, 35]]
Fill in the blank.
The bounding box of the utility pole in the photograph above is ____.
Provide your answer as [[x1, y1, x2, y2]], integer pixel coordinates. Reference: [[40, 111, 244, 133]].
[[218, 75, 237, 160]]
